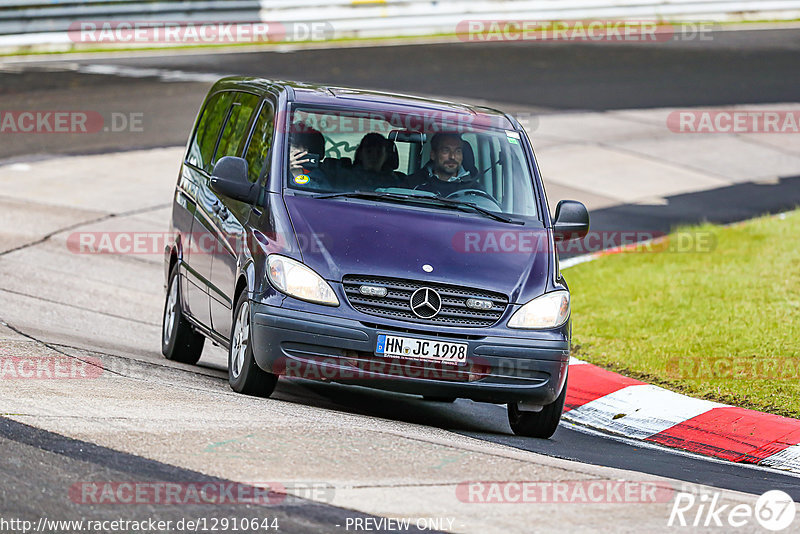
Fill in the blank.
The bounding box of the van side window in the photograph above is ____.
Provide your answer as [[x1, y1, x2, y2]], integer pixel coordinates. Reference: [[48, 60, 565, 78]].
[[186, 91, 234, 171], [244, 101, 275, 183], [213, 92, 260, 167]]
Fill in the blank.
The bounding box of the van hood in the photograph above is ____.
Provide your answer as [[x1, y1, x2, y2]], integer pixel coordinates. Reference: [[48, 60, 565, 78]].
[[283, 195, 551, 303]]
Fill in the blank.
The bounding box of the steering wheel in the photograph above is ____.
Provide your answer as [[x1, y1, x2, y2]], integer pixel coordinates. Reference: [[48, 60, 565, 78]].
[[446, 189, 502, 209]]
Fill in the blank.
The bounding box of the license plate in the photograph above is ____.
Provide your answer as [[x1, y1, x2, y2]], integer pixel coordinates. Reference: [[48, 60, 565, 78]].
[[375, 334, 467, 366]]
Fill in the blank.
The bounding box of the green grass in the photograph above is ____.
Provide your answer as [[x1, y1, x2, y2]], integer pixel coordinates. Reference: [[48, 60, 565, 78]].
[[564, 209, 800, 418]]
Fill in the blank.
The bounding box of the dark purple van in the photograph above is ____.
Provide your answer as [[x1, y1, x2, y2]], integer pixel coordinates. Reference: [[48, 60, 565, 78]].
[[162, 78, 589, 438]]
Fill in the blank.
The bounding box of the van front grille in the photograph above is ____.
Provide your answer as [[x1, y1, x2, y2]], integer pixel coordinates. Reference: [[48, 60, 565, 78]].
[[342, 275, 508, 328]]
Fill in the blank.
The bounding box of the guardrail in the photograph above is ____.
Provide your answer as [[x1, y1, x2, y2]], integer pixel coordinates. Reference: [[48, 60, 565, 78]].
[[0, 1, 261, 35], [269, 0, 800, 38], [1, 0, 799, 46]]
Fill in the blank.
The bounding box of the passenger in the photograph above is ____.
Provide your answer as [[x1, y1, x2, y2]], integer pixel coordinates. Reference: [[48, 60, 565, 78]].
[[410, 133, 483, 197], [355, 133, 389, 171], [288, 126, 331, 191], [347, 133, 396, 190]]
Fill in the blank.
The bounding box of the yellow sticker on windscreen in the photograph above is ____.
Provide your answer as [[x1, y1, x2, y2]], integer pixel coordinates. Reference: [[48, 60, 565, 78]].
[[294, 174, 310, 185]]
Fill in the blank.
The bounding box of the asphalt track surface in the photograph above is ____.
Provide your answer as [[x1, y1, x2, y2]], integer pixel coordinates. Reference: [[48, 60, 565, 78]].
[[0, 417, 418, 533], [2, 30, 800, 527], [264, 381, 800, 500]]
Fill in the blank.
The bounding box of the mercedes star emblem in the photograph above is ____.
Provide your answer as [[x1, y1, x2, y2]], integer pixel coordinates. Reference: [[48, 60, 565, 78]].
[[409, 287, 442, 319]]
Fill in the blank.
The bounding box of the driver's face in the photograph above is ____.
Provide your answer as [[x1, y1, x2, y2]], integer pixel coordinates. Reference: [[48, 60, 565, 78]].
[[432, 138, 463, 180]]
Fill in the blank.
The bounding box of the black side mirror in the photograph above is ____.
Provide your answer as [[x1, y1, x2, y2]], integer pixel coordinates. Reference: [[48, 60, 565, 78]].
[[553, 200, 590, 242], [210, 156, 262, 204]]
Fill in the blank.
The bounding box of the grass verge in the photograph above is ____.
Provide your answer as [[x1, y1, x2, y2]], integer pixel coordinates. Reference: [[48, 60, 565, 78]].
[[564, 209, 800, 418]]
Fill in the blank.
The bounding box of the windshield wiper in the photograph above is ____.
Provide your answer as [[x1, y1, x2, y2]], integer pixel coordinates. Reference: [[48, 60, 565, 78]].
[[415, 195, 523, 225], [311, 191, 523, 225], [312, 191, 407, 201]]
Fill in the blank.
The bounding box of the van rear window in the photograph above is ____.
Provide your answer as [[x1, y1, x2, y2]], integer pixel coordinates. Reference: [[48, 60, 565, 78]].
[[186, 91, 234, 172]]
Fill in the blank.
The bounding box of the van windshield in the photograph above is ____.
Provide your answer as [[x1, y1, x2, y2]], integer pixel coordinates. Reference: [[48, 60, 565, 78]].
[[285, 106, 539, 218]]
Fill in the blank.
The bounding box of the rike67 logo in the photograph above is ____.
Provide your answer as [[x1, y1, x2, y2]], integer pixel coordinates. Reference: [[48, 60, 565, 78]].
[[669, 490, 797, 531]]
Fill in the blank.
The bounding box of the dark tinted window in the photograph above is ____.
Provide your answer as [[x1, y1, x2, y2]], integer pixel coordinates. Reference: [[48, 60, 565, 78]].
[[213, 92, 260, 166], [244, 101, 275, 183], [186, 91, 234, 171]]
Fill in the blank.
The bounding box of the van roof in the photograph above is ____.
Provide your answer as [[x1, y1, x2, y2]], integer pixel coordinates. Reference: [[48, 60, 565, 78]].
[[211, 77, 517, 130]]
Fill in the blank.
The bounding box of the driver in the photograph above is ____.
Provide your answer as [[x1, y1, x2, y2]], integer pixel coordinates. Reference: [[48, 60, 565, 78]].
[[410, 133, 484, 197]]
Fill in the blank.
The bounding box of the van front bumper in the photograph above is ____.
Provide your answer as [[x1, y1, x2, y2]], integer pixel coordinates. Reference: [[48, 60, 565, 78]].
[[250, 302, 569, 405]]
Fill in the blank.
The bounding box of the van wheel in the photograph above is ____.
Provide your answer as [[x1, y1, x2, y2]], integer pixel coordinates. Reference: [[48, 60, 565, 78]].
[[162, 265, 204, 364], [228, 291, 278, 397], [507, 376, 567, 439]]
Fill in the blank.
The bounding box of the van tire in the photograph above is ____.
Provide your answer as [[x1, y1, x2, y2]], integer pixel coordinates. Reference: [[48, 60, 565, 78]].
[[507, 374, 567, 439], [162, 265, 205, 364], [228, 291, 278, 397]]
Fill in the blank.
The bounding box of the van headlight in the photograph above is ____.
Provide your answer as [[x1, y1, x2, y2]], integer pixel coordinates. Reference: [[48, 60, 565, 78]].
[[507, 291, 570, 329], [267, 255, 339, 306]]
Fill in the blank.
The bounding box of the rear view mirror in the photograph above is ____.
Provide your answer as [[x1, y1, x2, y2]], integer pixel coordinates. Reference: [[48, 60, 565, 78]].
[[389, 130, 426, 144], [553, 200, 590, 242], [210, 156, 262, 204]]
